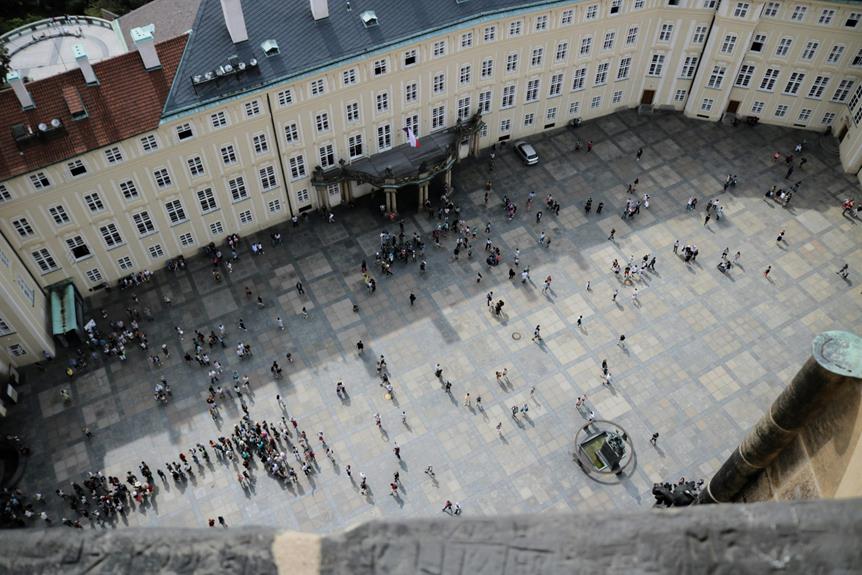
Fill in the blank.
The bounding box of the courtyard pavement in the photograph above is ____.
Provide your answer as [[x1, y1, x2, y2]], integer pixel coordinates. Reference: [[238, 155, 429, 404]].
[[2, 110, 861, 532]]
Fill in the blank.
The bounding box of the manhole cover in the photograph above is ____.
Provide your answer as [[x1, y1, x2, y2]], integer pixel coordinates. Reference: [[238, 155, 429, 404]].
[[512, 332, 522, 340]]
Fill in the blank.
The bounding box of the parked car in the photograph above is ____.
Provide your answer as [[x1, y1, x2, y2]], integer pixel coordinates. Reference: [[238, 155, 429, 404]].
[[514, 141, 539, 165]]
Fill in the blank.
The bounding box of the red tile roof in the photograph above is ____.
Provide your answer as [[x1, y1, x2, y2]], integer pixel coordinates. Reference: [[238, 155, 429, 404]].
[[0, 34, 188, 182]]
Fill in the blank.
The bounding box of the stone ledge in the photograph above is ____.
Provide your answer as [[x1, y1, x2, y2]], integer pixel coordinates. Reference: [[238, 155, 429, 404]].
[[1, 499, 860, 575]]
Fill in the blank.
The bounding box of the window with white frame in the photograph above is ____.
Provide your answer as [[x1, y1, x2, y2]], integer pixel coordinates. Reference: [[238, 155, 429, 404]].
[[701, 99, 714, 112], [239, 210, 254, 225], [847, 12, 861, 27], [603, 31, 615, 50], [253, 133, 269, 153], [610, 0, 621, 14], [310, 78, 326, 95], [549, 73, 563, 96], [245, 99, 261, 117], [586, 5, 597, 20], [84, 192, 105, 213], [259, 167, 277, 191], [433, 72, 446, 93], [526, 79, 540, 102], [760, 68, 780, 91], [531, 47, 543, 67], [48, 205, 70, 225], [524, 113, 535, 127], [612, 91, 623, 104], [319, 144, 335, 168], [432, 40, 447, 57], [117, 255, 134, 271], [348, 134, 363, 158], [594, 62, 609, 85], [99, 222, 123, 248], [67, 159, 87, 177], [591, 96, 601, 109], [818, 8, 835, 25], [797, 108, 812, 123], [764, 2, 779, 17], [9, 343, 27, 357], [774, 105, 788, 118], [404, 82, 417, 102], [315, 113, 330, 132], [104, 146, 124, 164], [276, 89, 294, 106], [735, 64, 755, 87], [377, 124, 393, 150], [376, 92, 390, 112], [288, 156, 306, 180], [405, 114, 420, 138], [802, 41, 819, 60], [461, 32, 473, 48], [484, 25, 496, 41], [31, 248, 58, 273], [296, 188, 310, 204], [822, 112, 836, 125], [659, 24, 673, 42], [784, 72, 805, 95], [230, 176, 250, 200], [707, 65, 726, 89], [187, 156, 205, 177], [680, 56, 698, 79], [457, 97, 471, 121], [808, 76, 829, 99], [502, 85, 516, 107], [721, 34, 737, 54], [555, 42, 568, 62], [733, 2, 749, 17], [535, 14, 548, 31], [209, 221, 224, 236], [853, 48, 862, 67], [132, 212, 157, 237], [148, 244, 165, 259], [506, 53, 519, 72], [569, 101, 580, 115], [546, 107, 557, 121], [508, 20, 522, 36], [791, 6, 806, 22], [479, 90, 492, 113], [626, 26, 638, 46], [220, 144, 238, 164], [178, 232, 195, 247], [12, 217, 34, 238], [692, 25, 706, 44], [481, 58, 494, 78], [66, 235, 91, 260], [211, 111, 228, 128], [343, 68, 358, 85], [197, 189, 218, 213], [140, 134, 158, 152], [580, 37, 592, 55], [751, 101, 765, 114], [648, 54, 665, 76], [617, 57, 631, 80], [674, 89, 687, 102], [459, 65, 471, 85], [268, 199, 282, 213], [572, 66, 587, 90], [750, 33, 766, 52], [85, 268, 103, 283], [346, 102, 360, 122], [0, 184, 11, 202], [29, 172, 50, 189], [431, 105, 446, 130], [165, 199, 186, 224], [561, 9, 574, 25], [827, 45, 844, 65], [634, 0, 645, 8], [175, 122, 193, 140], [283, 124, 300, 145], [0, 317, 12, 336], [500, 119, 511, 133], [153, 168, 172, 187]]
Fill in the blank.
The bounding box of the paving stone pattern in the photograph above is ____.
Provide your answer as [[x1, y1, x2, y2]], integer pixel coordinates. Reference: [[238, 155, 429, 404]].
[[3, 111, 861, 533]]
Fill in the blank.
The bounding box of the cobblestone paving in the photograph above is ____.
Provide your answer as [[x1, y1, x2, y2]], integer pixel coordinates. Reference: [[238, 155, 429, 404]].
[[3, 110, 861, 532]]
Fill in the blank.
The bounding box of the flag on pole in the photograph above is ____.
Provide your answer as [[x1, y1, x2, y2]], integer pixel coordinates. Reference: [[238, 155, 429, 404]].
[[404, 126, 420, 148]]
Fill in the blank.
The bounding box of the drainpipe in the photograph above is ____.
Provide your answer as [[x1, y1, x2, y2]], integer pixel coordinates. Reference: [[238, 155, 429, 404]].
[[264, 92, 295, 217]]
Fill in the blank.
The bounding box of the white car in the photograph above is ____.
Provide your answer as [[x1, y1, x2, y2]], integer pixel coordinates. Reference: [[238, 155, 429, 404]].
[[514, 141, 539, 165]]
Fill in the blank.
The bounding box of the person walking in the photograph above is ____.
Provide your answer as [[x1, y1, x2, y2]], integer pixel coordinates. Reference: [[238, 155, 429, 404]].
[[636, 147, 643, 161], [764, 265, 772, 279], [276, 317, 284, 331], [703, 213, 711, 226], [612, 288, 619, 302], [776, 230, 785, 244], [673, 240, 679, 254], [618, 334, 626, 348], [409, 293, 417, 306], [532, 325, 542, 342], [576, 315, 583, 328], [296, 281, 305, 295], [650, 432, 659, 446], [608, 228, 616, 241]]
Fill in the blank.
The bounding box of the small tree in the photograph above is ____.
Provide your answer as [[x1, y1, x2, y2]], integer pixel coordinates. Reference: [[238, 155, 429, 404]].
[[0, 42, 10, 84]]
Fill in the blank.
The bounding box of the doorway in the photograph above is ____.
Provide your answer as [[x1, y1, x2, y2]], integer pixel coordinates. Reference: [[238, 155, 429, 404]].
[[726, 100, 740, 114], [640, 90, 655, 105]]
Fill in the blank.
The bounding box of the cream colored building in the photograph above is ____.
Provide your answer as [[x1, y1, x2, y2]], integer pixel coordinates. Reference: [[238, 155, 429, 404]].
[[0, 0, 860, 365]]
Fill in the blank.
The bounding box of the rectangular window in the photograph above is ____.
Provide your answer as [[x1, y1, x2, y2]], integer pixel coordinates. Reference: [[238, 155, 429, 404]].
[[66, 235, 91, 260], [572, 66, 587, 90], [549, 73, 563, 96], [310, 79, 326, 96], [12, 217, 34, 238], [674, 89, 687, 102], [319, 144, 336, 168], [132, 210, 158, 237], [797, 108, 812, 123], [648, 54, 665, 77], [377, 124, 393, 150], [853, 49, 862, 67], [479, 90, 492, 113], [508, 20, 522, 36], [104, 146, 124, 164], [187, 156, 205, 177], [610, 0, 621, 14], [759, 68, 780, 91], [0, 184, 11, 202], [84, 192, 105, 213], [707, 65, 726, 89], [258, 163, 279, 191], [431, 105, 446, 129], [209, 221, 224, 236], [751, 101, 765, 114], [524, 113, 535, 127], [591, 96, 601, 109], [117, 256, 134, 271], [288, 156, 306, 180], [346, 102, 360, 122], [148, 244, 165, 259], [67, 159, 87, 177], [692, 25, 706, 44], [432, 40, 447, 57], [586, 5, 597, 20], [461, 32, 473, 48], [244, 100, 261, 117], [231, 175, 251, 199], [315, 113, 330, 132], [165, 199, 186, 224], [506, 53, 519, 72], [802, 41, 819, 61], [764, 2, 779, 17], [659, 24, 673, 42], [374, 59, 388, 76], [531, 47, 543, 67], [481, 58, 494, 78], [376, 92, 390, 112], [526, 79, 540, 102], [179, 232, 195, 247], [612, 90, 623, 104], [457, 97, 471, 121], [404, 82, 417, 102], [580, 37, 592, 56], [546, 107, 557, 121], [268, 199, 282, 214], [197, 189, 218, 213], [775, 105, 788, 118], [459, 65, 471, 85], [140, 134, 158, 151], [735, 64, 755, 87], [239, 210, 253, 225], [484, 25, 496, 42], [822, 112, 836, 125], [253, 133, 269, 153], [99, 222, 123, 248], [29, 172, 50, 189], [733, 2, 749, 17], [49, 205, 70, 225], [433, 73, 446, 93], [827, 45, 844, 65], [348, 134, 364, 158], [721, 34, 737, 55], [502, 85, 516, 107], [569, 101, 580, 115], [561, 9, 574, 25], [343, 68, 358, 84], [784, 72, 805, 95], [603, 32, 615, 50], [555, 42, 568, 62], [626, 26, 638, 46], [220, 144, 238, 164], [500, 119, 511, 133], [701, 99, 714, 112], [535, 15, 548, 31], [818, 8, 834, 25], [751, 33, 766, 52], [791, 6, 807, 22], [405, 114, 419, 138], [175, 122, 193, 140], [808, 76, 829, 99], [617, 57, 631, 80], [680, 56, 698, 79], [594, 62, 609, 85], [210, 111, 228, 128], [283, 123, 300, 144], [276, 89, 294, 107], [85, 268, 103, 283], [153, 168, 172, 188], [32, 248, 58, 273]]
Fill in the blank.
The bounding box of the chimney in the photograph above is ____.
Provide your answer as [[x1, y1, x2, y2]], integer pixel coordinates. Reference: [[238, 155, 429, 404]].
[[73, 44, 99, 85], [131, 26, 161, 70], [310, 0, 329, 20], [5, 71, 35, 110], [220, 0, 248, 43]]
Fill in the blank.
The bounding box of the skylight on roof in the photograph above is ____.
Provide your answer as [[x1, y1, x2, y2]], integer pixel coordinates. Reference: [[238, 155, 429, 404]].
[[261, 39, 279, 57], [360, 10, 378, 27]]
